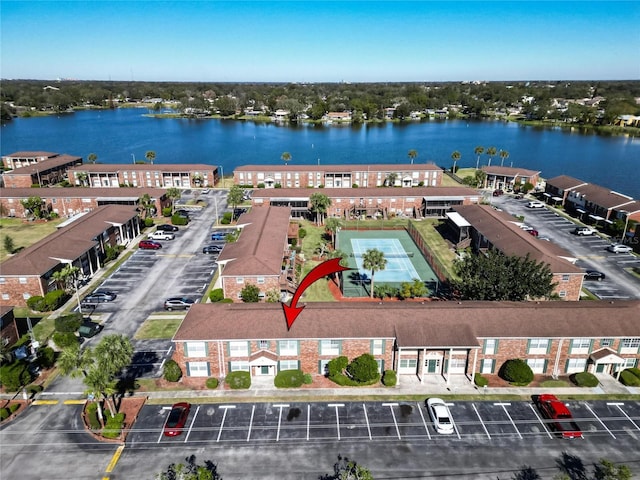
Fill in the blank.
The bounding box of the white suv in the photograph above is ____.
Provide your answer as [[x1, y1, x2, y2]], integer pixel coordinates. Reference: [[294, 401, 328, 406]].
[[149, 231, 175, 241], [526, 201, 545, 208], [572, 226, 596, 236]]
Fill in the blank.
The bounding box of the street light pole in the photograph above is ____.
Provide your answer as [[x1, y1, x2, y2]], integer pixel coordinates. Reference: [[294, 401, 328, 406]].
[[219, 165, 224, 187], [621, 210, 630, 243], [131, 153, 135, 164]]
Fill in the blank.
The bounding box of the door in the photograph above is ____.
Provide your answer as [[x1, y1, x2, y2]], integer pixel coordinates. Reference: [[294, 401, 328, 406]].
[[261, 366, 270, 375], [426, 358, 440, 374], [595, 364, 606, 373]]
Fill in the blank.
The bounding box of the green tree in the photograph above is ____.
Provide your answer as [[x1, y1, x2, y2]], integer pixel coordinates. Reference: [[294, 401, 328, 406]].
[[240, 284, 261, 303], [57, 342, 92, 378], [452, 250, 556, 301], [145, 150, 156, 165], [227, 184, 244, 211], [281, 151, 292, 165], [451, 150, 461, 173], [165, 187, 181, 214], [386, 172, 398, 187], [486, 146, 497, 166], [499, 149, 510, 167], [346, 353, 379, 383], [593, 459, 632, 480], [75, 171, 89, 187], [51, 264, 80, 292], [474, 145, 484, 169], [87, 153, 98, 164], [324, 455, 374, 480], [20, 196, 45, 219], [3, 235, 15, 254], [407, 149, 418, 165], [309, 192, 331, 225], [138, 193, 154, 219], [474, 169, 487, 188], [156, 455, 222, 480], [325, 217, 342, 248], [361, 248, 387, 298]]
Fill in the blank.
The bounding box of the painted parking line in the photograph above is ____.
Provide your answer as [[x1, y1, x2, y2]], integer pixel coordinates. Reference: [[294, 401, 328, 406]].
[[273, 404, 289, 442], [184, 405, 200, 443], [528, 403, 553, 439], [63, 399, 86, 405], [32, 400, 59, 405], [328, 403, 344, 440], [417, 402, 431, 440], [362, 404, 373, 440], [105, 444, 125, 473], [447, 403, 461, 440], [494, 403, 522, 440], [609, 403, 640, 432], [247, 405, 255, 441], [306, 405, 311, 441], [216, 405, 236, 442], [472, 404, 491, 440], [382, 403, 401, 440], [585, 404, 616, 439]]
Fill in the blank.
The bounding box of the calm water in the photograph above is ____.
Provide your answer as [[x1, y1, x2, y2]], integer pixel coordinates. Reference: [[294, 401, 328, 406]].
[[2, 108, 639, 198]]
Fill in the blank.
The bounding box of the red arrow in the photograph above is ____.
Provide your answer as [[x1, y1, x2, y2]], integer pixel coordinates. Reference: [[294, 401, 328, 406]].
[[282, 257, 351, 330]]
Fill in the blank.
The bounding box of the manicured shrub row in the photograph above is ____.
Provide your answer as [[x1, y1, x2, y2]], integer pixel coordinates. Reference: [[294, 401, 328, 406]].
[[26, 289, 67, 312], [102, 413, 126, 439], [382, 370, 396, 387], [499, 359, 534, 386], [225, 371, 251, 389], [171, 214, 188, 225], [573, 372, 599, 387], [620, 369, 640, 387], [329, 373, 381, 387], [86, 402, 102, 430], [205, 377, 219, 389], [0, 361, 32, 392], [0, 404, 20, 422], [274, 369, 305, 388], [163, 360, 182, 382], [627, 367, 640, 380], [474, 373, 489, 387]]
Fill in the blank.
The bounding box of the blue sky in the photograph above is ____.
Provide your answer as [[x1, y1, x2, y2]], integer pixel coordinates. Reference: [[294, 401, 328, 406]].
[[1, 1, 638, 82]]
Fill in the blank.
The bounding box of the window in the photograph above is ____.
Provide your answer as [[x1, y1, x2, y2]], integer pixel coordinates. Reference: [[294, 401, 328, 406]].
[[399, 359, 417, 369], [19, 277, 27, 284], [0, 278, 5, 284], [483, 339, 498, 355], [320, 340, 341, 356], [257, 277, 265, 284], [229, 361, 249, 372], [480, 359, 495, 374], [236, 277, 244, 284], [621, 338, 640, 349], [185, 342, 207, 358], [187, 362, 209, 377], [600, 339, 613, 348], [527, 339, 550, 354], [22, 293, 30, 300], [566, 358, 587, 374], [258, 340, 269, 349], [229, 341, 249, 356], [562, 274, 570, 282], [623, 358, 638, 369], [570, 338, 591, 354], [279, 360, 298, 371], [527, 358, 547, 374], [558, 291, 567, 298], [279, 340, 298, 356], [1, 293, 9, 300], [371, 339, 384, 355], [376, 359, 384, 373], [319, 359, 330, 375]]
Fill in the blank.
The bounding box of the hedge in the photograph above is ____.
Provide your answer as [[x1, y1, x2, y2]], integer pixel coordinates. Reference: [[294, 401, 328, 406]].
[[274, 369, 305, 388], [620, 369, 640, 387], [327, 356, 348, 377], [86, 402, 102, 430], [163, 360, 182, 382], [225, 371, 251, 389], [474, 373, 489, 387], [626, 367, 640, 380], [346, 354, 379, 383], [44, 289, 67, 310], [26, 296, 47, 312], [499, 359, 534, 386], [329, 372, 380, 387], [102, 412, 126, 439], [205, 377, 219, 389], [573, 372, 599, 387], [0, 362, 33, 391], [209, 288, 224, 302], [171, 214, 189, 225], [55, 314, 82, 333], [382, 370, 397, 387], [302, 373, 313, 384], [52, 332, 79, 349]]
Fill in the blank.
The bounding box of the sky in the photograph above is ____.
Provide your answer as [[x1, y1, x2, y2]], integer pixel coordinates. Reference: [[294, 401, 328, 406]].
[[1, 1, 639, 82]]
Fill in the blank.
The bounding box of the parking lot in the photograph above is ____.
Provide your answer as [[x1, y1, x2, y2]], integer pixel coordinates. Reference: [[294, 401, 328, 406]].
[[127, 399, 640, 447]]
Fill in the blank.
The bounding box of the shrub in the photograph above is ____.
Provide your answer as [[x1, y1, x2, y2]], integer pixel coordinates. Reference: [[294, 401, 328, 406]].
[[327, 356, 348, 377], [43, 290, 66, 311], [474, 373, 489, 387], [171, 214, 188, 225], [573, 372, 599, 387], [240, 284, 260, 303], [627, 367, 640, 380], [274, 369, 305, 388], [55, 313, 82, 333], [620, 369, 640, 386], [0, 408, 9, 421], [298, 228, 306, 239], [221, 212, 232, 224], [0, 362, 32, 391], [102, 412, 125, 439], [329, 373, 380, 387], [162, 207, 172, 217], [9, 403, 19, 413], [382, 370, 397, 387], [205, 377, 219, 389], [163, 360, 182, 382], [302, 373, 313, 384], [225, 371, 251, 389], [346, 354, 379, 383], [52, 332, 78, 349], [26, 296, 46, 312], [220, 298, 234, 303], [499, 359, 534, 386], [37, 346, 56, 368], [209, 288, 224, 302], [85, 402, 102, 430], [26, 384, 43, 395], [257, 183, 265, 189]]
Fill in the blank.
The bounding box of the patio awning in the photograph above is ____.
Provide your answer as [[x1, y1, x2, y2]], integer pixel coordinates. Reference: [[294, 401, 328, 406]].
[[552, 196, 563, 202], [589, 214, 605, 221], [445, 211, 471, 228], [543, 192, 551, 197], [576, 208, 587, 214]]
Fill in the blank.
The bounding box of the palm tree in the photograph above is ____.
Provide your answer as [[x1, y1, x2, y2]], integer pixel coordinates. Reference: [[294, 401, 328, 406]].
[[499, 149, 510, 167], [58, 342, 92, 378], [474, 146, 484, 169], [386, 172, 398, 187], [407, 149, 418, 165], [309, 192, 331, 225], [93, 334, 133, 375], [138, 193, 154, 219], [451, 150, 461, 174], [361, 248, 387, 298], [327, 249, 348, 288], [76, 171, 89, 187], [281, 151, 292, 166], [84, 365, 117, 420], [87, 153, 98, 164], [486, 146, 497, 166], [325, 217, 342, 249], [165, 187, 181, 214], [145, 150, 156, 165]]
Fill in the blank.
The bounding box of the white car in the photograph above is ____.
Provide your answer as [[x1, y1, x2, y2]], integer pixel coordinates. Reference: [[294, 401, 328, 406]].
[[526, 201, 545, 208], [149, 231, 175, 241], [426, 398, 454, 435], [607, 243, 633, 254]]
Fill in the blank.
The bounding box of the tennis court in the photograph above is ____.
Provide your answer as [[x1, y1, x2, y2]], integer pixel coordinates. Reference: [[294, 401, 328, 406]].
[[337, 229, 439, 297]]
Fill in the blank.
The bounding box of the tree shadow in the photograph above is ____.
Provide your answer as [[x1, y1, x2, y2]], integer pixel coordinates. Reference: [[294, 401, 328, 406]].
[[556, 452, 588, 480], [160, 454, 221, 480], [319, 455, 366, 480], [511, 465, 541, 480]]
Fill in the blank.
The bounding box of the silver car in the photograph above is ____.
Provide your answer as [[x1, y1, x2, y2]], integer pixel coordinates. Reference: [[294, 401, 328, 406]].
[[426, 398, 454, 435], [607, 243, 633, 254]]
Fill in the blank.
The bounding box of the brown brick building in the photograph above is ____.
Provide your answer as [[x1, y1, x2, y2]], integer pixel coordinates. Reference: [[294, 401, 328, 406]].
[[2, 151, 60, 170], [2, 154, 83, 188], [171, 301, 640, 387], [234, 164, 443, 189], [0, 205, 140, 307], [481, 165, 542, 191], [0, 187, 170, 218]]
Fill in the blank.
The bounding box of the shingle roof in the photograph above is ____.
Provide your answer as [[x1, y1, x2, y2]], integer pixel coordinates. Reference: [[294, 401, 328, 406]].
[[2, 151, 59, 159], [3, 155, 82, 174], [481, 166, 540, 176], [216, 206, 291, 276], [68, 164, 216, 172], [545, 175, 589, 190], [570, 184, 636, 209], [251, 186, 480, 199], [0, 187, 167, 200], [235, 164, 442, 172], [0, 205, 138, 276], [453, 204, 582, 274], [173, 301, 640, 346]]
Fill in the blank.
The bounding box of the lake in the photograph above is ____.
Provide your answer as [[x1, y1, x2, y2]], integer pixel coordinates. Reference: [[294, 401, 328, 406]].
[[2, 108, 639, 198]]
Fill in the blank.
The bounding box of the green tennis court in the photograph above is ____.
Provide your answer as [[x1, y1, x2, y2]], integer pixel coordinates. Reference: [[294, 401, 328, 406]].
[[336, 229, 439, 297]]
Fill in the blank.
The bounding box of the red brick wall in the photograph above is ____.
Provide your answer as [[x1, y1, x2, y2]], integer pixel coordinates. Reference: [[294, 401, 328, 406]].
[[2, 175, 35, 188], [551, 273, 583, 301], [221, 276, 280, 302], [0, 277, 47, 307]]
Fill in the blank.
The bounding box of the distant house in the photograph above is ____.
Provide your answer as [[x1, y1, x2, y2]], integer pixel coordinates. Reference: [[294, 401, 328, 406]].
[[480, 166, 541, 192], [325, 112, 352, 122]]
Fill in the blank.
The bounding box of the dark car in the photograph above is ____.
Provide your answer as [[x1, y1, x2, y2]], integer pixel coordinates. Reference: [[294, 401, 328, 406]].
[[202, 245, 223, 254], [492, 189, 504, 197], [81, 291, 117, 305], [535, 394, 582, 439], [176, 209, 191, 218], [139, 240, 162, 250], [163, 402, 191, 437], [157, 224, 179, 232], [78, 321, 102, 338], [584, 270, 606, 281], [164, 297, 195, 311]]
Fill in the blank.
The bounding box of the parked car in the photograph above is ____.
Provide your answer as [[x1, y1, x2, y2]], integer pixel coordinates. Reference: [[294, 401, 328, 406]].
[[584, 270, 606, 281], [81, 291, 117, 305], [157, 224, 179, 232], [149, 231, 175, 241], [492, 189, 504, 197], [520, 225, 539, 237], [607, 243, 633, 254], [211, 232, 228, 241], [535, 394, 582, 438], [163, 402, 191, 437], [78, 320, 102, 338], [139, 240, 162, 250], [526, 201, 545, 208], [202, 245, 223, 254], [426, 398, 454, 435], [572, 226, 596, 236], [164, 297, 196, 311], [176, 209, 191, 218]]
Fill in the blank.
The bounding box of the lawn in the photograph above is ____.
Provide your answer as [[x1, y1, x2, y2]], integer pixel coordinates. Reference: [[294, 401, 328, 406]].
[[134, 317, 183, 339], [0, 217, 66, 262]]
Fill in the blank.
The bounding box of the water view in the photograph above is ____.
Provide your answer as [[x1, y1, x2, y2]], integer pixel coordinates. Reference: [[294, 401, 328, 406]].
[[2, 108, 639, 198]]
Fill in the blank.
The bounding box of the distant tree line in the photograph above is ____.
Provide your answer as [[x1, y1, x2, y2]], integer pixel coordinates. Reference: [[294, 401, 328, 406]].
[[2, 79, 639, 126]]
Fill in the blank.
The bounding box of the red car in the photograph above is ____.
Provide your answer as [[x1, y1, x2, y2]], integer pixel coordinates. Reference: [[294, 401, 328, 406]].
[[163, 402, 191, 437], [535, 394, 582, 439], [139, 240, 162, 250]]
